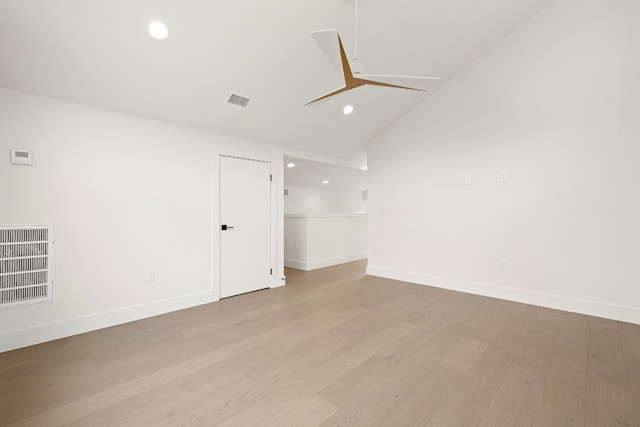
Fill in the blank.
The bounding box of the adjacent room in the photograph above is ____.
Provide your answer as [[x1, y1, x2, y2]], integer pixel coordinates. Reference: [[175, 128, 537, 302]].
[[1, 0, 639, 425], [283, 156, 368, 272]]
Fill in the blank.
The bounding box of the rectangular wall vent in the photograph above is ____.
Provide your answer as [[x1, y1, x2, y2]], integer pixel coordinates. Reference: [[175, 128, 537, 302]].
[[225, 93, 251, 108], [0, 225, 54, 308]]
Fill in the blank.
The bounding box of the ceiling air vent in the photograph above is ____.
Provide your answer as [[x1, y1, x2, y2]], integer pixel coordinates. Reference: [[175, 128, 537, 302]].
[[0, 225, 55, 308], [225, 93, 251, 109]]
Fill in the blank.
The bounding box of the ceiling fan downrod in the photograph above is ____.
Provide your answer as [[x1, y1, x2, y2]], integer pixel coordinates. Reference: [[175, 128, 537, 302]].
[[351, 0, 365, 74]]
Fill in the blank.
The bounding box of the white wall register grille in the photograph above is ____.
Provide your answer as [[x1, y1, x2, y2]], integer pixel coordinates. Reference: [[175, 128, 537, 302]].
[[0, 225, 54, 308]]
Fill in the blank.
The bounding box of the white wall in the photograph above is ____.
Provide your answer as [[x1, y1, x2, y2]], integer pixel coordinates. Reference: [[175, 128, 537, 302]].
[[284, 185, 366, 215], [284, 215, 367, 271], [283, 186, 367, 271], [0, 88, 304, 351], [284, 216, 307, 267], [367, 0, 640, 323]]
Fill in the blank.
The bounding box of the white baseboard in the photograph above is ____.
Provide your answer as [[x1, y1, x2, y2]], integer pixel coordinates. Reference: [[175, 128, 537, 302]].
[[285, 252, 368, 271], [284, 258, 307, 270], [271, 277, 286, 288], [0, 291, 215, 353], [366, 265, 640, 325]]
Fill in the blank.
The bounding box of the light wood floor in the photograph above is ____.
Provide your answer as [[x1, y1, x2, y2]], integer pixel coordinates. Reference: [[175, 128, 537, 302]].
[[2, 260, 640, 426]]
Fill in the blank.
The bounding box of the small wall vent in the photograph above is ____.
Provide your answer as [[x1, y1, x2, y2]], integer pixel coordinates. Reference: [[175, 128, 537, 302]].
[[225, 93, 251, 108], [0, 225, 54, 308]]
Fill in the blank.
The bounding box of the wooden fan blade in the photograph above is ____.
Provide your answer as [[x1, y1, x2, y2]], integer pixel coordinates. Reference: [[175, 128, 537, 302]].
[[307, 30, 360, 104], [307, 30, 440, 103], [357, 74, 441, 91], [305, 85, 351, 105], [354, 77, 424, 92]]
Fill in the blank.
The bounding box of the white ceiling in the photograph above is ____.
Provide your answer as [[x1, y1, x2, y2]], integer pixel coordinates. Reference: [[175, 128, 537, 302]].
[[0, 0, 554, 164], [284, 156, 367, 191]]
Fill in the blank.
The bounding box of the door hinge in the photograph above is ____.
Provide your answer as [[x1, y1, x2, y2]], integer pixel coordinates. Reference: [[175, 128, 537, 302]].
[[270, 174, 272, 182], [270, 268, 273, 275]]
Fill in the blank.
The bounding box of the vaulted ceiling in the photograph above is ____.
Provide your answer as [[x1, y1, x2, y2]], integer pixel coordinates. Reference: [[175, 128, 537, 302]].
[[0, 0, 555, 165]]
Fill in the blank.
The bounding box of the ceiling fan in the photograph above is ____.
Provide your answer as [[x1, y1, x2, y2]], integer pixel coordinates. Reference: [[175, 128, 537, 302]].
[[306, 0, 440, 105]]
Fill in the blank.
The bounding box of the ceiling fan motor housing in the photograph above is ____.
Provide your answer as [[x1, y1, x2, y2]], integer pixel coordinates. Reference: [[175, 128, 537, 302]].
[[350, 58, 365, 74]]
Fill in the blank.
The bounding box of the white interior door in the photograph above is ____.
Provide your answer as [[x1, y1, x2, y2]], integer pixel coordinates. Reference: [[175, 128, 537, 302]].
[[220, 155, 272, 298]]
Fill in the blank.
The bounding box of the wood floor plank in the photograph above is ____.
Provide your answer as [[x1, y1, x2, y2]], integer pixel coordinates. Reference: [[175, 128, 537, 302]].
[[169, 321, 417, 426], [425, 343, 515, 426], [512, 318, 560, 377], [532, 313, 589, 427], [406, 290, 459, 327], [478, 365, 544, 427], [317, 331, 426, 406], [627, 353, 640, 398], [585, 378, 638, 426], [319, 361, 433, 426], [548, 313, 590, 380], [620, 321, 640, 356], [65, 370, 250, 427], [318, 321, 464, 407], [589, 315, 621, 331], [2, 260, 640, 427], [537, 306, 570, 323], [588, 324, 629, 389], [260, 394, 339, 427], [111, 310, 398, 427], [272, 306, 368, 347], [397, 286, 444, 313], [179, 288, 323, 339], [373, 366, 463, 426], [438, 335, 490, 374], [489, 303, 536, 352], [453, 299, 517, 343], [625, 353, 640, 424], [533, 378, 587, 427], [10, 338, 283, 426]]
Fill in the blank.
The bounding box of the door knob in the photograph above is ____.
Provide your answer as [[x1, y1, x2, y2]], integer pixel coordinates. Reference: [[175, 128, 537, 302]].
[[221, 224, 235, 231]]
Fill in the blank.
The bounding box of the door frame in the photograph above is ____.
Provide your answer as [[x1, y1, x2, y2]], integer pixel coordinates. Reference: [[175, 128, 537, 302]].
[[211, 149, 283, 302]]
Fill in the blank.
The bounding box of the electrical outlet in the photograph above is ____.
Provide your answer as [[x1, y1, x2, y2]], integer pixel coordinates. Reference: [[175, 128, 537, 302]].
[[500, 171, 508, 182], [145, 269, 156, 282], [464, 176, 471, 185], [499, 259, 508, 270]]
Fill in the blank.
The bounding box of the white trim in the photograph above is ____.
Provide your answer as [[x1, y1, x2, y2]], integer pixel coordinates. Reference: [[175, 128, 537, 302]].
[[271, 280, 285, 288], [275, 155, 286, 288], [366, 265, 640, 325], [286, 252, 368, 271], [284, 258, 307, 270], [211, 150, 221, 302], [0, 291, 213, 353]]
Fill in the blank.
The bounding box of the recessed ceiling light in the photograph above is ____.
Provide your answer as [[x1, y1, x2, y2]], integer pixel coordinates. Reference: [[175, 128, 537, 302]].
[[286, 163, 296, 168], [322, 180, 330, 184], [343, 105, 354, 115], [148, 21, 169, 40]]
